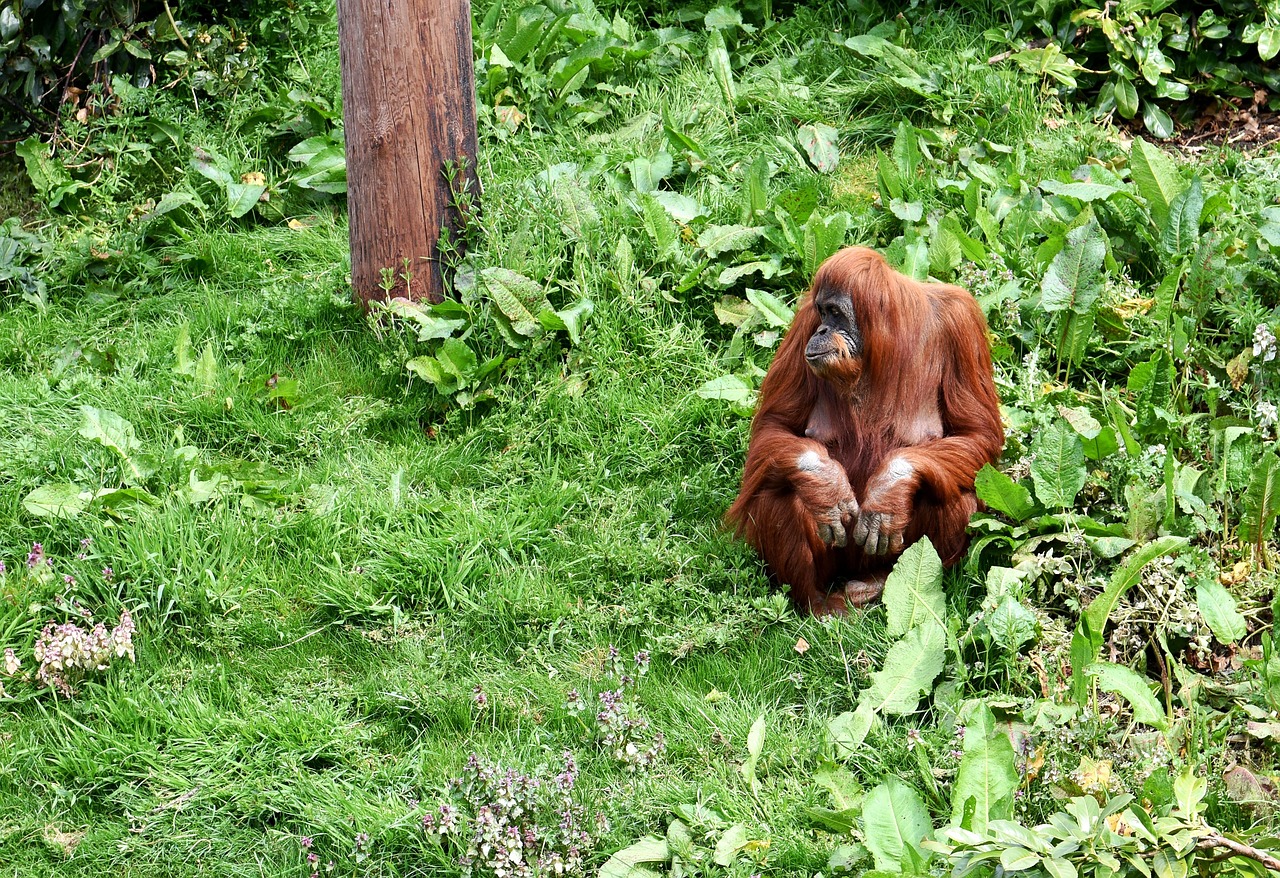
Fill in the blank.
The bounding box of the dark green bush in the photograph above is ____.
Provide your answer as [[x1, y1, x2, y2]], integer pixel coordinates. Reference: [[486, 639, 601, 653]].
[[996, 0, 1280, 137], [0, 0, 328, 137]]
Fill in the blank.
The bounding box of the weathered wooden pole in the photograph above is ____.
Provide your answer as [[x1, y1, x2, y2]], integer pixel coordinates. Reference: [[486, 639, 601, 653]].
[[336, 0, 479, 305]]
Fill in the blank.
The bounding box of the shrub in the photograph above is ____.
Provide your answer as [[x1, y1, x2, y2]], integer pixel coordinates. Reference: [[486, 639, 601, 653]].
[[994, 0, 1280, 137]]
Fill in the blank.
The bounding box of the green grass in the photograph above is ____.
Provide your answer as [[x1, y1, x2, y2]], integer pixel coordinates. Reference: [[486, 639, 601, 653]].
[[1, 2, 1277, 876]]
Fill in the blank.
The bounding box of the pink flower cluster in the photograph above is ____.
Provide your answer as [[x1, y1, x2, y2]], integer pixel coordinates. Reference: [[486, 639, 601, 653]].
[[32, 609, 136, 695], [426, 752, 593, 878]]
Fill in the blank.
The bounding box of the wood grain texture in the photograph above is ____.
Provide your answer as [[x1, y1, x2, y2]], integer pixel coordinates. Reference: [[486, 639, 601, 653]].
[[337, 0, 478, 304]]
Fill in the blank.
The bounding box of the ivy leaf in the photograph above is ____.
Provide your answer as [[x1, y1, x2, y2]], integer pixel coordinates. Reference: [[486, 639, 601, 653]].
[[1088, 662, 1168, 729], [862, 777, 933, 872], [951, 702, 1018, 832], [1196, 581, 1247, 644], [862, 622, 946, 715], [1030, 421, 1086, 508], [883, 538, 946, 638]]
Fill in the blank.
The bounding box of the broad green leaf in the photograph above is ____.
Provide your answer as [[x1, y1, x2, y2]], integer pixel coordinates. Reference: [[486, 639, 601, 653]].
[[707, 29, 735, 105], [648, 191, 704, 225], [713, 823, 748, 867], [405, 356, 447, 387], [889, 199, 923, 223], [225, 182, 265, 218], [173, 323, 195, 376], [1260, 27, 1280, 61], [598, 836, 668, 878], [988, 596, 1039, 652], [627, 152, 673, 194], [1056, 406, 1101, 440], [1173, 766, 1207, 819], [1038, 180, 1126, 202], [719, 259, 779, 286], [1088, 662, 1168, 729], [481, 267, 547, 336], [951, 702, 1018, 832], [862, 622, 946, 715], [1149, 266, 1184, 326], [797, 123, 840, 174], [828, 702, 877, 758], [1131, 349, 1176, 438], [1160, 177, 1203, 257], [437, 338, 478, 386], [815, 765, 864, 811], [698, 224, 764, 258], [553, 298, 593, 345], [1115, 76, 1139, 118], [80, 406, 141, 458], [695, 375, 755, 403], [194, 342, 219, 392], [552, 178, 601, 239], [1040, 217, 1105, 315], [876, 149, 903, 202], [23, 484, 89, 519], [704, 6, 743, 30], [928, 225, 963, 279], [862, 777, 933, 872], [1196, 581, 1246, 644], [15, 137, 68, 194], [1129, 138, 1186, 227], [1030, 421, 1086, 508], [803, 211, 849, 278], [1142, 101, 1174, 140], [883, 538, 946, 638], [741, 715, 765, 786], [1241, 451, 1280, 558], [974, 464, 1037, 521], [745, 287, 793, 329]]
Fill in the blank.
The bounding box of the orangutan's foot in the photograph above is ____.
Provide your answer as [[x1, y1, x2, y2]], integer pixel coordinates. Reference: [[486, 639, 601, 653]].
[[843, 571, 889, 607]]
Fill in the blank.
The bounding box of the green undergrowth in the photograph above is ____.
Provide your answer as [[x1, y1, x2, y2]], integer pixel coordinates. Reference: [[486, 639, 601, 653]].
[[1, 1, 1279, 877]]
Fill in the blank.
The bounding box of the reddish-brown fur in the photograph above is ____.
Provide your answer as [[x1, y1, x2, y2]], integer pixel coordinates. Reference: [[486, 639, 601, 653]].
[[727, 248, 1003, 615]]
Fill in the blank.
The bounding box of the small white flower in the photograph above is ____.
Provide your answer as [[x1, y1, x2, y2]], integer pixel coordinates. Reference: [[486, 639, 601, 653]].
[[1258, 400, 1279, 429], [1255, 324, 1277, 362]]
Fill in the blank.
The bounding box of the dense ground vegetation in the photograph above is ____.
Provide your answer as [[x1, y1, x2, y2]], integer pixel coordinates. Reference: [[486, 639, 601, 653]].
[[1, 1, 1279, 876]]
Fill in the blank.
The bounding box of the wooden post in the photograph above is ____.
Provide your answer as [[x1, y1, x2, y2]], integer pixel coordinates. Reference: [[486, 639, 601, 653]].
[[336, 0, 478, 305]]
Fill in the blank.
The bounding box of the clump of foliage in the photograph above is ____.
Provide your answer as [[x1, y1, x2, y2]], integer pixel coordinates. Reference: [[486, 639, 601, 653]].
[[991, 0, 1280, 137], [423, 752, 597, 878], [1, 541, 136, 698], [0, 0, 332, 136]]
